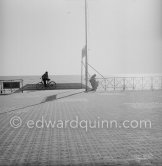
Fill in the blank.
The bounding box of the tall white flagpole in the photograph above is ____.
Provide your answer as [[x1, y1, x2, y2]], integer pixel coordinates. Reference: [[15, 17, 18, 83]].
[[81, 54, 83, 88], [85, 0, 88, 92]]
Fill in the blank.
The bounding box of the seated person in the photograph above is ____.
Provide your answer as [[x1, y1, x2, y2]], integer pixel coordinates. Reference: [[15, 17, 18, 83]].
[[42, 71, 50, 87]]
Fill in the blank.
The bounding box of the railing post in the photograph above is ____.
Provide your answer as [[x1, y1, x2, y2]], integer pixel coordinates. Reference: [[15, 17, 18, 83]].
[[142, 77, 143, 90], [2, 81, 5, 94], [0, 81, 2, 94], [114, 77, 115, 91], [104, 79, 107, 91], [133, 77, 135, 90], [21, 80, 23, 93], [123, 77, 125, 91], [151, 77, 153, 90]]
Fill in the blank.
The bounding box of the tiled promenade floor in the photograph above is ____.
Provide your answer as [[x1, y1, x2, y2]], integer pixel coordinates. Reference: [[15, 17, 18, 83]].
[[0, 90, 162, 166]]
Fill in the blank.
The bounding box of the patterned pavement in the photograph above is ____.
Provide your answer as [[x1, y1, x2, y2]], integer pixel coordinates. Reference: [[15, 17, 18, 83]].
[[0, 90, 162, 165]]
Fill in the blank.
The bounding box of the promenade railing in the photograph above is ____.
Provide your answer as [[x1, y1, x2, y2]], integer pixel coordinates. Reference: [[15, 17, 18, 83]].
[[96, 76, 162, 91]]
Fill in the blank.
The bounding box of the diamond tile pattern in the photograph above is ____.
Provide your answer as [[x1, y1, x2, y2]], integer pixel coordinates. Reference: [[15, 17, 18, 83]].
[[0, 90, 162, 165]]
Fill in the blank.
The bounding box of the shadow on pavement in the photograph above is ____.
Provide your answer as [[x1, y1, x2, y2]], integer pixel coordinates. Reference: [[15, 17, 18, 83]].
[[42, 90, 85, 103], [0, 90, 85, 115]]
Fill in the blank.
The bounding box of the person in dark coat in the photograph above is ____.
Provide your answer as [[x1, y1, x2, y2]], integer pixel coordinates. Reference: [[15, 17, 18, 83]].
[[89, 74, 98, 91], [42, 71, 50, 87]]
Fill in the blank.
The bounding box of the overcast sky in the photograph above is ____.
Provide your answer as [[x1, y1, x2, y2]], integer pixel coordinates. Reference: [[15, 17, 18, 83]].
[[0, 0, 162, 76]]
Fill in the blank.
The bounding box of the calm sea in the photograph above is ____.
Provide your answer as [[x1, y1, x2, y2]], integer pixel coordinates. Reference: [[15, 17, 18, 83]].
[[0, 75, 82, 85], [0, 74, 162, 84]]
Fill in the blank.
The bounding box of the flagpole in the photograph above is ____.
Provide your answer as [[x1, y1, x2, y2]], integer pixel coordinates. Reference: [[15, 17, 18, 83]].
[[85, 0, 88, 92], [81, 56, 83, 88]]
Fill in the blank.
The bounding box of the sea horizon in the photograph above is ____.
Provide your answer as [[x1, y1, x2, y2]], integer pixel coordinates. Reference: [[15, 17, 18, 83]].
[[0, 74, 162, 85]]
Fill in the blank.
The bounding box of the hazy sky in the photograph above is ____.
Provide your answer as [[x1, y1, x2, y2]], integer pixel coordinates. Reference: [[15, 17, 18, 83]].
[[0, 0, 162, 76]]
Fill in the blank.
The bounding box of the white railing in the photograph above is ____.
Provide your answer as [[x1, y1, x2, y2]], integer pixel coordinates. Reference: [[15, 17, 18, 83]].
[[96, 76, 162, 91]]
